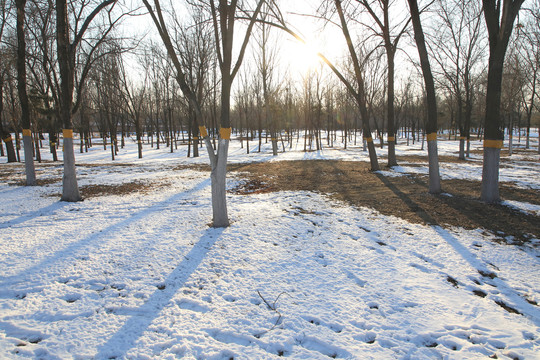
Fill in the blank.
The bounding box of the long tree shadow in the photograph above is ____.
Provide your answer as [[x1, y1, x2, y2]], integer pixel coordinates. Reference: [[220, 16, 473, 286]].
[[374, 172, 540, 327], [407, 175, 540, 243], [94, 227, 223, 359], [0, 200, 70, 230], [0, 178, 211, 292]]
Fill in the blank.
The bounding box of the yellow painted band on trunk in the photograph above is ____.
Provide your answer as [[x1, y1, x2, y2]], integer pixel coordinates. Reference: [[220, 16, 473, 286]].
[[199, 126, 208, 138], [364, 137, 373, 143], [22, 129, 31, 137], [193, 136, 198, 140], [3, 136, 12, 142], [51, 142, 56, 146], [387, 136, 395, 141], [459, 137, 466, 140], [63, 129, 73, 138], [484, 139, 503, 149], [271, 138, 277, 141], [220, 127, 231, 140], [427, 133, 437, 141]]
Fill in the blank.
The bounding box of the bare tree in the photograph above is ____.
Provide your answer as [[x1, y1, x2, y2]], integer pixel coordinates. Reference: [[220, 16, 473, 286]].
[[356, 0, 410, 167], [118, 52, 148, 159], [517, 2, 540, 150], [407, 0, 441, 194], [143, 0, 264, 227], [16, 0, 37, 184], [481, 0, 525, 203], [254, 2, 281, 156], [267, 0, 380, 170], [175, 11, 214, 158], [56, 0, 125, 201], [0, 0, 17, 163], [430, 0, 485, 159]]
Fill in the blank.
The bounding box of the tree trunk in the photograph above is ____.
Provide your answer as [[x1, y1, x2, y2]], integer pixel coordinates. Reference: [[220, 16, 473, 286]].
[[2, 136, 17, 163], [34, 134, 42, 163], [211, 73, 232, 228], [16, 0, 36, 185], [480, 0, 524, 203], [0, 75, 17, 162], [57, 0, 81, 201], [211, 138, 229, 227], [62, 134, 81, 201], [386, 50, 397, 167], [408, 0, 441, 194]]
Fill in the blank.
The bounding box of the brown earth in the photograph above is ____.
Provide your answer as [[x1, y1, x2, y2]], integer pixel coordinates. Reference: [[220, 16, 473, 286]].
[[228, 160, 540, 246], [3, 157, 538, 245]]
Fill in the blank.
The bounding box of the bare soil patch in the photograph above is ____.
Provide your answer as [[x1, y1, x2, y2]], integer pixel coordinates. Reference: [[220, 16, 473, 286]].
[[45, 181, 162, 199], [229, 160, 539, 245]]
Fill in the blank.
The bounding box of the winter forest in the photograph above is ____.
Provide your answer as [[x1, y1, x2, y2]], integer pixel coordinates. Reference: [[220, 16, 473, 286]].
[[1, 0, 539, 359]]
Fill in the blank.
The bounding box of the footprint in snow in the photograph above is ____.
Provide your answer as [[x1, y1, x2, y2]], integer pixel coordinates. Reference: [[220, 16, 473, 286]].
[[352, 331, 377, 344], [344, 270, 367, 287], [301, 315, 344, 333], [409, 262, 433, 273]]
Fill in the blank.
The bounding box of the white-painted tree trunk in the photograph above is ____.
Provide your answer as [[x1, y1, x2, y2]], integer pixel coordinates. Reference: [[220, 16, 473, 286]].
[[427, 139, 442, 194], [459, 138, 465, 160], [271, 139, 278, 156], [23, 135, 36, 185], [61, 137, 82, 201], [211, 139, 229, 227], [481, 147, 500, 203]]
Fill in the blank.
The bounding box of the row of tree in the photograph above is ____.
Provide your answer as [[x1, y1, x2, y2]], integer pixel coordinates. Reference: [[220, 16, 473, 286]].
[[0, 0, 538, 226]]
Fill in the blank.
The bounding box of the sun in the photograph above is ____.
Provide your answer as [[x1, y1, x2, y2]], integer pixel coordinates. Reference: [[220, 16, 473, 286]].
[[285, 39, 323, 75]]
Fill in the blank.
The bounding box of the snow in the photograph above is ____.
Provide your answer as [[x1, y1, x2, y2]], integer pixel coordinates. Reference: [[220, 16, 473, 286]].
[[1, 133, 539, 359]]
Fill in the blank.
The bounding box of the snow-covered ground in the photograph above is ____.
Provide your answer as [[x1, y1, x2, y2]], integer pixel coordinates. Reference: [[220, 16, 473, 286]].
[[0, 133, 539, 359]]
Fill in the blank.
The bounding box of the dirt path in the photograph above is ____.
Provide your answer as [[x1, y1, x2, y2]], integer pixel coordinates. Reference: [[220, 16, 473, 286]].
[[228, 160, 540, 246]]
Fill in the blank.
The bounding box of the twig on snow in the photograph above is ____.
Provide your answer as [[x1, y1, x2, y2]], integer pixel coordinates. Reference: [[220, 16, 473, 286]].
[[256, 290, 289, 334]]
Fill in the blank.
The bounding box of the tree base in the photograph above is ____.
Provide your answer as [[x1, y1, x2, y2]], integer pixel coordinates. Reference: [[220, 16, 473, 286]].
[[481, 146, 500, 203], [61, 137, 82, 202], [427, 139, 442, 194]]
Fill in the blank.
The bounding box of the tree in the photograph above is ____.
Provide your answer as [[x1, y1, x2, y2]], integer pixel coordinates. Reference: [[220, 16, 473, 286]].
[[356, 0, 410, 167], [481, 0, 525, 203], [207, 0, 265, 226], [56, 0, 123, 201], [0, 0, 17, 163], [118, 52, 147, 159], [255, 2, 281, 156], [143, 0, 264, 227], [430, 0, 485, 159], [407, 0, 441, 194], [517, 2, 540, 150], [16, 0, 36, 185], [267, 0, 380, 170], [175, 12, 214, 158]]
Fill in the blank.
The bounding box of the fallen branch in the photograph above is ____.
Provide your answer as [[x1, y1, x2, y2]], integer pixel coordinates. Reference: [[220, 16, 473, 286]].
[[256, 290, 289, 335]]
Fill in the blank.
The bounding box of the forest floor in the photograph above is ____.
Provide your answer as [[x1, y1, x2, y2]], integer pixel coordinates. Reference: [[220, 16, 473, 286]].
[[227, 155, 540, 246], [1, 135, 539, 359]]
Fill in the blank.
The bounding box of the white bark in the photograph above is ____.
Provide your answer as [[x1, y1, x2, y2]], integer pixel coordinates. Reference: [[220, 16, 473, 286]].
[[481, 146, 500, 203], [61, 137, 82, 201], [211, 139, 229, 227], [427, 139, 442, 194], [23, 135, 36, 185]]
